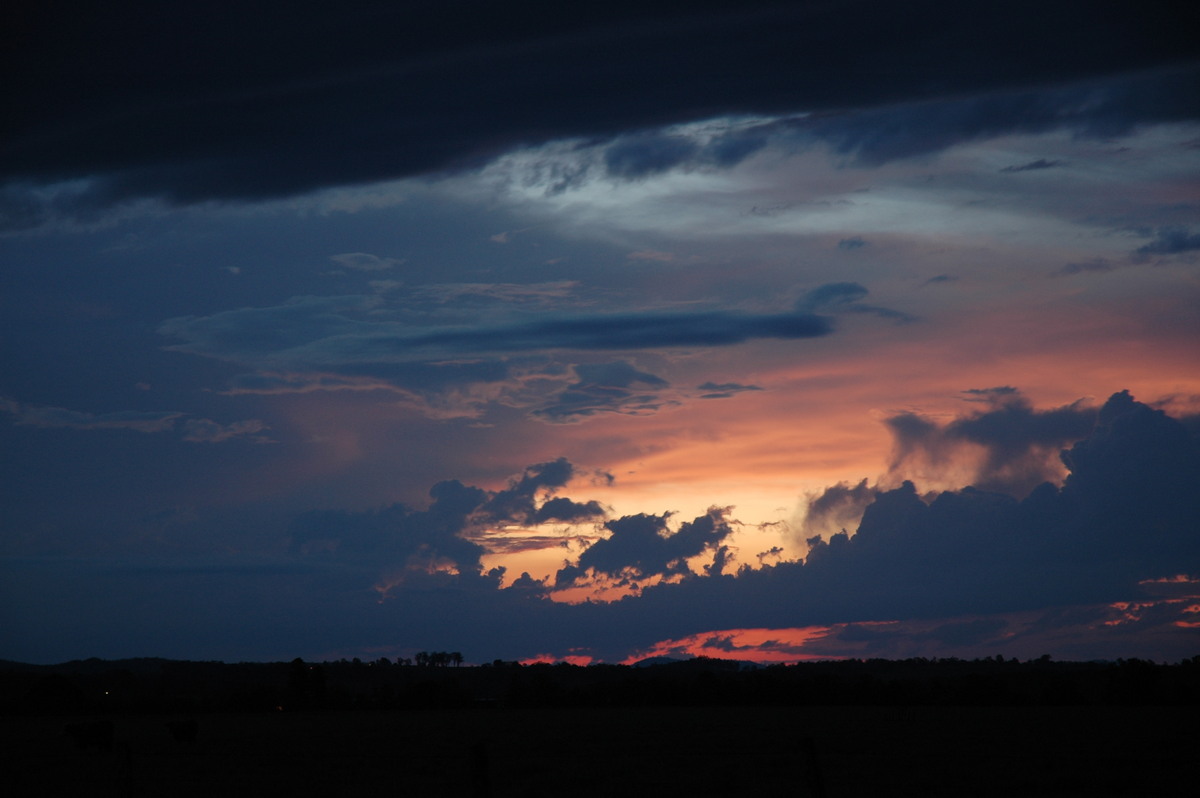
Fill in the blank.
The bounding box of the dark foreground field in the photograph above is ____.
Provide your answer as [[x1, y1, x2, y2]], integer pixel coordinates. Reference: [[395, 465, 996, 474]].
[[3, 703, 1194, 797]]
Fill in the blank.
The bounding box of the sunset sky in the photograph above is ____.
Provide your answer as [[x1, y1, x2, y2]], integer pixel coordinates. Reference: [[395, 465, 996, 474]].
[[3, 1, 1198, 665]]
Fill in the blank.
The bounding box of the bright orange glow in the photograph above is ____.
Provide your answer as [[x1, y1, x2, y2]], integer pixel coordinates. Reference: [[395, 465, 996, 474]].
[[621, 626, 835, 664], [520, 653, 596, 666]]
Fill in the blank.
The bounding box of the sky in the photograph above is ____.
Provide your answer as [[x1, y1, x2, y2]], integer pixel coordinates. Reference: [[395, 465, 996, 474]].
[[2, 0, 1199, 666]]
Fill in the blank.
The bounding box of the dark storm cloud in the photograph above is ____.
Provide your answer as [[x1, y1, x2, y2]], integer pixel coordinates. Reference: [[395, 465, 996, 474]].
[[884, 388, 1098, 496], [556, 507, 736, 587], [4, 1, 1197, 219]]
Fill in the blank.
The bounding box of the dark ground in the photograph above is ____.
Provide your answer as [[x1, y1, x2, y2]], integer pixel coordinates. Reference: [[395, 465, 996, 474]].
[[2, 656, 1196, 796], [3, 704, 1195, 797]]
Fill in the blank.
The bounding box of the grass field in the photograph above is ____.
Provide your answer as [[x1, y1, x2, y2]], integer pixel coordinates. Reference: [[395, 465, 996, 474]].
[[3, 704, 1194, 797]]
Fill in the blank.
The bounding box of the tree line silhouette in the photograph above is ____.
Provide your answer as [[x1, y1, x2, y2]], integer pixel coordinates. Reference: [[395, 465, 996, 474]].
[[2, 654, 1197, 715]]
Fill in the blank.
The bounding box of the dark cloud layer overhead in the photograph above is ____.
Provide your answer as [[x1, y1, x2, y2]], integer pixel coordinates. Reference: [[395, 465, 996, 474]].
[[4, 0, 1197, 222]]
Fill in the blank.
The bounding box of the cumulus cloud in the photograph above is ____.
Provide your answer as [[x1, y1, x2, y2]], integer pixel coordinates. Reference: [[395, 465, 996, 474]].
[[883, 388, 1098, 495], [800, 478, 881, 542], [557, 507, 736, 588], [480, 457, 606, 525], [291, 458, 605, 580]]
